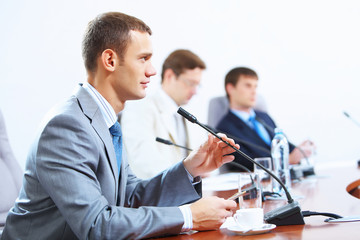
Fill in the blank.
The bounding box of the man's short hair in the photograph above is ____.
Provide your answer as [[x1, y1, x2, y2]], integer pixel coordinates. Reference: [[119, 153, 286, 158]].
[[161, 49, 206, 83], [82, 12, 152, 73], [224, 67, 258, 99]]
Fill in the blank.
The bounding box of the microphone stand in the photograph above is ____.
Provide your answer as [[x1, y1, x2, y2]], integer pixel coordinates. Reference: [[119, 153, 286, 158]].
[[155, 137, 193, 151], [177, 107, 305, 226], [156, 137, 255, 180], [343, 111, 360, 128], [155, 137, 257, 195]]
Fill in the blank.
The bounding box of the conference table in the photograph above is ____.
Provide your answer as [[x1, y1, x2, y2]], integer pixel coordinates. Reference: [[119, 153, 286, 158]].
[[156, 162, 360, 240]]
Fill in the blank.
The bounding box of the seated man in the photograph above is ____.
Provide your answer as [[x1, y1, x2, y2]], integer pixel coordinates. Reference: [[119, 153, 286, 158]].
[[121, 49, 206, 179], [1, 12, 239, 239], [216, 67, 314, 172]]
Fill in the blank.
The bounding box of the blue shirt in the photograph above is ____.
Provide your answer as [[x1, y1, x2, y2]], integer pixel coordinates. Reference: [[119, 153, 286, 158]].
[[230, 108, 271, 145]]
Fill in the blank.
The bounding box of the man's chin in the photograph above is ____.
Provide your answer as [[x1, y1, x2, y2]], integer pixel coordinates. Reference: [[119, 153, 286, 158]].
[[128, 93, 146, 101], [249, 101, 256, 107]]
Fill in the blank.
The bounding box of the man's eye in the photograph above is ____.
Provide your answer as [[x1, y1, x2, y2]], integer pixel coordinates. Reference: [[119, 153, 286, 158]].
[[141, 56, 149, 61]]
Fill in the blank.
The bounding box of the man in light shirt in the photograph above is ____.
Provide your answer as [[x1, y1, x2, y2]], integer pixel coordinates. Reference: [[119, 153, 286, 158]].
[[121, 49, 206, 178], [1, 12, 238, 239]]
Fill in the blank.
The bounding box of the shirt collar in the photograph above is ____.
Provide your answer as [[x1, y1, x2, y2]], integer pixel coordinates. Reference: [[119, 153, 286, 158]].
[[82, 82, 117, 128], [230, 108, 256, 123]]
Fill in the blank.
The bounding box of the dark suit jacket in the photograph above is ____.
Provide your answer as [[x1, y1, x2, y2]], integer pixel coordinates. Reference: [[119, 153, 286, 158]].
[[1, 85, 201, 240], [216, 110, 295, 172]]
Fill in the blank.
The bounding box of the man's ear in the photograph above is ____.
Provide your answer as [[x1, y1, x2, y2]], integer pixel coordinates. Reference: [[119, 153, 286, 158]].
[[225, 83, 235, 97], [163, 68, 176, 83], [100, 49, 118, 72]]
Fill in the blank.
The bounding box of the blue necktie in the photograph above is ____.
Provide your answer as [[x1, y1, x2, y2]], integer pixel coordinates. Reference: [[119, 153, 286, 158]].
[[249, 116, 271, 146], [109, 122, 122, 175]]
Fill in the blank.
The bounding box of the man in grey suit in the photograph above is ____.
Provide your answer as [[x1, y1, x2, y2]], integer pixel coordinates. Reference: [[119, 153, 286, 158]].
[[1, 12, 239, 239]]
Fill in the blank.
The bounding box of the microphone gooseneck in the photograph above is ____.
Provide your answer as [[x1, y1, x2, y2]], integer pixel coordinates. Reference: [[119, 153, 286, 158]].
[[205, 124, 271, 154], [343, 111, 360, 128], [177, 107, 294, 204], [155, 137, 193, 151], [156, 134, 256, 194], [156, 137, 253, 173]]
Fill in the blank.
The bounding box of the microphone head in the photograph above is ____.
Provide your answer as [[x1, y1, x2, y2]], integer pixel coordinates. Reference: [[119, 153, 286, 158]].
[[177, 107, 197, 123], [155, 137, 173, 145]]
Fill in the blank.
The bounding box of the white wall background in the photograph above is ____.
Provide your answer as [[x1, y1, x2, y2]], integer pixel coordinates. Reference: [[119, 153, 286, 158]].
[[1, 0, 360, 169]]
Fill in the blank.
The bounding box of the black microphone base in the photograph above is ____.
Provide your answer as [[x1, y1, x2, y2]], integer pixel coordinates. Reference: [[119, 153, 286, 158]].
[[264, 201, 305, 226], [290, 166, 304, 180], [290, 165, 316, 180], [302, 165, 316, 177]]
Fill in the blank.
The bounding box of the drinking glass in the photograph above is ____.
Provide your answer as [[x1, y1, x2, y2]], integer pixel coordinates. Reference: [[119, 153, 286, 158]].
[[238, 172, 262, 209], [254, 157, 273, 193]]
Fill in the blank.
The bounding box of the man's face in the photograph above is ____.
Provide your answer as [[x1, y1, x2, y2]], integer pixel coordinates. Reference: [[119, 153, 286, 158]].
[[111, 30, 156, 103], [228, 75, 258, 110], [169, 67, 203, 106]]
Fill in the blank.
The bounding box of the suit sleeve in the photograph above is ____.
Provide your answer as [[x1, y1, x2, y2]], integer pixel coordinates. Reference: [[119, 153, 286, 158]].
[[124, 159, 202, 208]]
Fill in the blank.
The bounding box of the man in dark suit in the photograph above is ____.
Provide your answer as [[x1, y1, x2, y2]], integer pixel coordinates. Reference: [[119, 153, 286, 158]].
[[1, 12, 239, 240], [216, 67, 314, 172]]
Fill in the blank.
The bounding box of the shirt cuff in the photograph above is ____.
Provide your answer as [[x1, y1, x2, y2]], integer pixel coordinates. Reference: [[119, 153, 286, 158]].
[[184, 167, 202, 185], [179, 204, 193, 232]]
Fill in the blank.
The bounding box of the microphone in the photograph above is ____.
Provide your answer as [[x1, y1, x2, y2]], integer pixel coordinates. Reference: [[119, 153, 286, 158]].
[[177, 107, 305, 226], [155, 135, 257, 192], [205, 124, 275, 178], [155, 137, 193, 151], [343, 111, 360, 128], [205, 124, 271, 154], [156, 136, 253, 173]]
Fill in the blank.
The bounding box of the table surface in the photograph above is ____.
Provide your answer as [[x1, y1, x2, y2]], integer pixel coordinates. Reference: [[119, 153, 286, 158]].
[[155, 163, 360, 240]]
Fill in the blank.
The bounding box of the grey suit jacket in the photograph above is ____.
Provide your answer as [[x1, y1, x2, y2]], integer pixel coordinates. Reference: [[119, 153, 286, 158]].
[[1, 85, 201, 240]]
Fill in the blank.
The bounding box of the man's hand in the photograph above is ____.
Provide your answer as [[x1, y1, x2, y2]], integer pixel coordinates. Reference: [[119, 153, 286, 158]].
[[190, 196, 237, 231], [183, 133, 240, 177], [289, 140, 316, 164]]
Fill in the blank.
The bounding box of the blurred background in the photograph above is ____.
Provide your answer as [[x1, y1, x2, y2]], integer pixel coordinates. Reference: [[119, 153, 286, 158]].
[[1, 0, 359, 169]]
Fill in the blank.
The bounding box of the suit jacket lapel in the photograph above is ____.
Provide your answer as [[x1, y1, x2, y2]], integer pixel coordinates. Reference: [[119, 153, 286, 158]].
[[118, 148, 127, 206], [74, 85, 119, 196], [228, 111, 270, 149]]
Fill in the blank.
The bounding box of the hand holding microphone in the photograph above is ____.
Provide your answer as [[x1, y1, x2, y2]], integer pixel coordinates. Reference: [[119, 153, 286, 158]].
[[183, 132, 240, 178], [177, 107, 306, 226]]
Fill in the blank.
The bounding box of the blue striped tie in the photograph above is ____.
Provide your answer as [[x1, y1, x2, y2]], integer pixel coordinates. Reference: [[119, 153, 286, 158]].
[[109, 122, 122, 175], [249, 116, 271, 146]]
